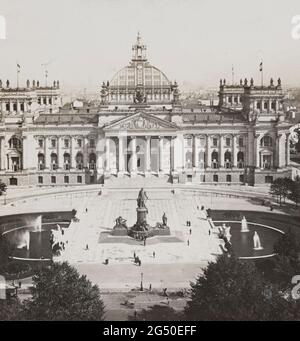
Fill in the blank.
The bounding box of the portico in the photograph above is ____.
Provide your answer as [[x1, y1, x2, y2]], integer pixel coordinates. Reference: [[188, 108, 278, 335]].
[[103, 112, 178, 177]]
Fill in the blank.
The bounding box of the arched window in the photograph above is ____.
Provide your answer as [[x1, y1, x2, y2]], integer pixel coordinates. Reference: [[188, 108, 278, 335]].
[[9, 137, 22, 149], [261, 136, 273, 147], [38, 153, 45, 170], [64, 153, 71, 170], [237, 151, 244, 168], [224, 151, 232, 168], [211, 151, 219, 169], [76, 152, 84, 170], [51, 153, 58, 170], [89, 153, 96, 170]]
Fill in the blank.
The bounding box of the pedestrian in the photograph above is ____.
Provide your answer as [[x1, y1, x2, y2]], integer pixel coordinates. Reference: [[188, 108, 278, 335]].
[[134, 310, 137, 319], [153, 251, 156, 258], [270, 205, 273, 211], [189, 228, 192, 235], [197, 206, 199, 210], [149, 284, 152, 291], [139, 259, 141, 266], [187, 239, 190, 246], [18, 281, 22, 288], [86, 244, 89, 250], [86, 208, 88, 213], [209, 229, 211, 236], [186, 221, 189, 226], [134, 251, 136, 259]]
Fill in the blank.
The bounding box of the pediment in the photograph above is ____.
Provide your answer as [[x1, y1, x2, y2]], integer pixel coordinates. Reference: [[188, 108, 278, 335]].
[[103, 112, 178, 131]]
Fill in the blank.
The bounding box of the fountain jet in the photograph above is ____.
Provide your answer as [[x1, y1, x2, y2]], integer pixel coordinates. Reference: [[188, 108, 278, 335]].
[[241, 216, 249, 233], [253, 231, 263, 250]]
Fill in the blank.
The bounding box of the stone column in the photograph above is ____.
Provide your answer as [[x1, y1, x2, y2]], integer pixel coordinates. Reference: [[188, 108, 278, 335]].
[[159, 136, 164, 172], [233, 135, 237, 167], [0, 137, 4, 170], [145, 136, 151, 175], [170, 136, 175, 173], [131, 136, 137, 174], [44, 137, 50, 169], [58, 137, 64, 169], [206, 135, 211, 168], [22, 136, 27, 170], [255, 136, 260, 168], [219, 135, 224, 168], [286, 133, 290, 166], [118, 136, 124, 176], [105, 137, 110, 172], [194, 136, 200, 170], [192, 135, 197, 169]]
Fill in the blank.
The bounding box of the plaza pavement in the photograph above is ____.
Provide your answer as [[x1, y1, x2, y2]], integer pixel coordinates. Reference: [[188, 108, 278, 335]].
[[1, 182, 297, 290]]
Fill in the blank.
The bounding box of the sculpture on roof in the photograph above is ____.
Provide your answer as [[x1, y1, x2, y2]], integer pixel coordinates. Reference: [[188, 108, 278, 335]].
[[6, 80, 9, 88]]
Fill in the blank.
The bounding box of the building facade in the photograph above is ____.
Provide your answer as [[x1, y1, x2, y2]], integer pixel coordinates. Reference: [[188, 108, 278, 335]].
[[0, 35, 293, 186]]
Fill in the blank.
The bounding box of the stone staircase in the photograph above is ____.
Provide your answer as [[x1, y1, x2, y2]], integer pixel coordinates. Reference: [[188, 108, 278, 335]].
[[104, 174, 173, 189]]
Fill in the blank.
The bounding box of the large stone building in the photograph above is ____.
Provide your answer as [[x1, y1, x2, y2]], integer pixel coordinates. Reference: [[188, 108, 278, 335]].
[[0, 34, 293, 186]]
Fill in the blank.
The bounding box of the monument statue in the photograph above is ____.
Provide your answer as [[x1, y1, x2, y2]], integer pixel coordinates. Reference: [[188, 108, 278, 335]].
[[114, 216, 127, 230], [162, 212, 167, 226], [137, 188, 148, 209]]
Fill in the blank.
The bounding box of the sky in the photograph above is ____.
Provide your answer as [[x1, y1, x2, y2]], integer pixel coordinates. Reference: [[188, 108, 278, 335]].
[[0, 0, 300, 92]]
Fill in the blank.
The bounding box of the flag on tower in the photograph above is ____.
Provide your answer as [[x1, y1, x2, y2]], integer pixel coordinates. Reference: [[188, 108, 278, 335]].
[[17, 63, 21, 73], [259, 61, 263, 72]]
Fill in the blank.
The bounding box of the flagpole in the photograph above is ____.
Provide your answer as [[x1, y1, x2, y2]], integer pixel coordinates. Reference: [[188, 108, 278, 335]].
[[261, 59, 264, 88], [16, 65, 19, 89], [232, 65, 234, 85]]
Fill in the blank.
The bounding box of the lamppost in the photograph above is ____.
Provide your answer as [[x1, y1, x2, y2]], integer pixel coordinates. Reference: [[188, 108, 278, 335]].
[[140, 272, 143, 291]]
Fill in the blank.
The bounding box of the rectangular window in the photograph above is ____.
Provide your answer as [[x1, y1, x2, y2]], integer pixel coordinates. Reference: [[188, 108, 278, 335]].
[[213, 138, 218, 147], [226, 138, 231, 147], [226, 174, 232, 182], [77, 139, 82, 148], [64, 139, 69, 148], [90, 175, 95, 184], [89, 139, 95, 148], [238, 138, 244, 147], [265, 176, 273, 184], [51, 139, 56, 148], [239, 174, 244, 183], [38, 139, 43, 148], [64, 176, 69, 184], [38, 176, 43, 184], [77, 176, 82, 184], [51, 176, 56, 184], [213, 174, 218, 182]]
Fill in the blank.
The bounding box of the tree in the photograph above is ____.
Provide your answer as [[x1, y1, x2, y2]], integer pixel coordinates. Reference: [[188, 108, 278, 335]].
[[22, 262, 105, 321], [0, 180, 7, 196], [288, 180, 300, 207], [0, 235, 9, 267], [185, 254, 293, 321], [270, 178, 293, 205], [273, 228, 300, 262], [0, 299, 23, 321]]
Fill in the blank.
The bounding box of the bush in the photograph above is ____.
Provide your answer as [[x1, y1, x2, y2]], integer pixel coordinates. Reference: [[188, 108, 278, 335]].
[[0, 261, 31, 277]]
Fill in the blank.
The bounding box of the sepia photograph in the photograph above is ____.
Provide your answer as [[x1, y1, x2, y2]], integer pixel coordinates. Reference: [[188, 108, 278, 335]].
[[0, 0, 300, 328]]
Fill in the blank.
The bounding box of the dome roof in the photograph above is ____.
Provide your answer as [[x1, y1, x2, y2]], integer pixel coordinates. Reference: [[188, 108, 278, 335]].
[[110, 64, 171, 88]]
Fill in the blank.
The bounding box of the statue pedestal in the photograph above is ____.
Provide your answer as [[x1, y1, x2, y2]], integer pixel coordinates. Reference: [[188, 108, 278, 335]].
[[136, 207, 148, 224]]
